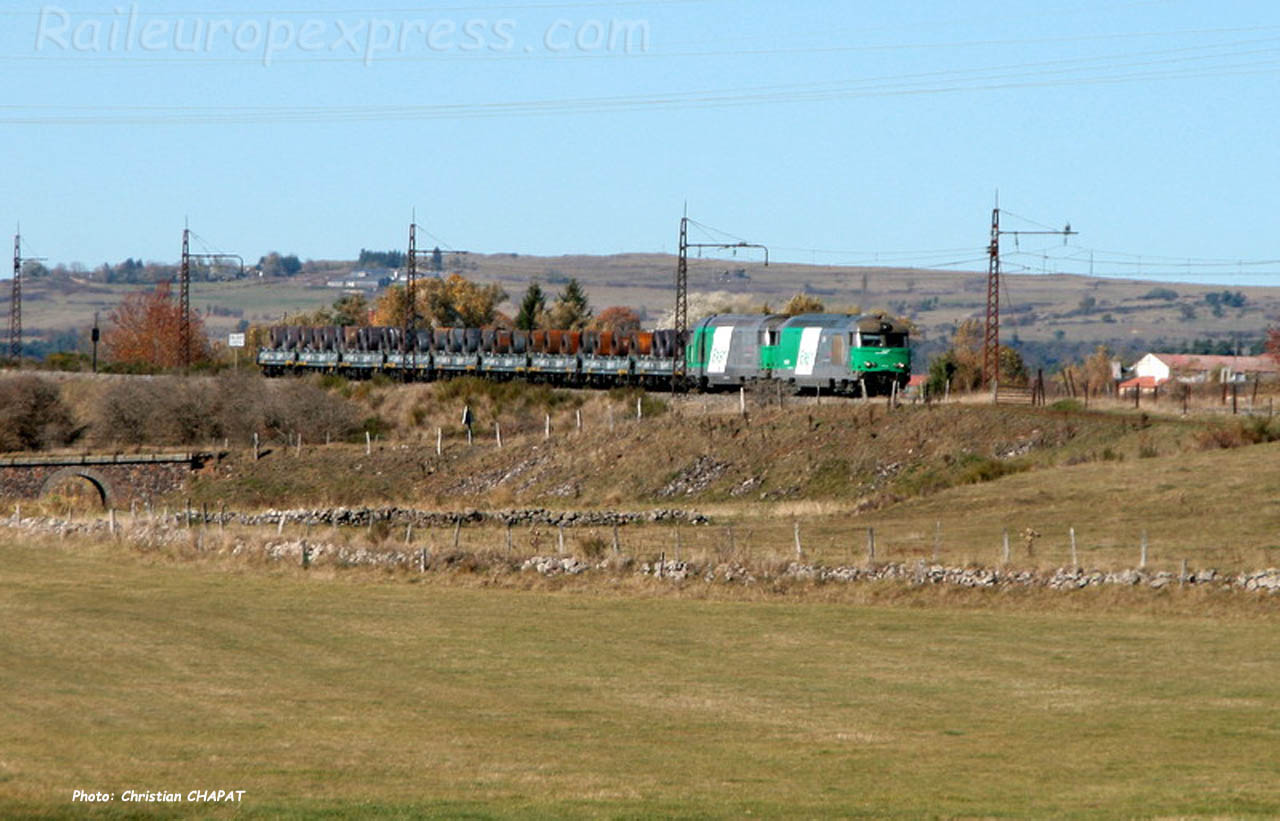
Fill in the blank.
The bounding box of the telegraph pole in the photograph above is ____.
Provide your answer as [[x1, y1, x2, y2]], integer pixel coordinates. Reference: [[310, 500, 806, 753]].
[[981, 206, 1076, 387], [673, 211, 768, 389], [179, 225, 244, 371], [180, 227, 191, 369], [8, 231, 20, 361], [404, 221, 417, 356]]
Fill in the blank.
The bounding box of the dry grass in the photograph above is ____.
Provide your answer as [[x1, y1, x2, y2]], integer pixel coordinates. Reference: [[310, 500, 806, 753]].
[[0, 534, 1276, 818]]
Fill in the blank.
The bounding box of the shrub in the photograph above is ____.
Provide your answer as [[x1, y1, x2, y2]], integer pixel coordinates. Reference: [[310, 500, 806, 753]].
[[578, 532, 609, 559], [91, 373, 362, 447], [0, 376, 78, 451]]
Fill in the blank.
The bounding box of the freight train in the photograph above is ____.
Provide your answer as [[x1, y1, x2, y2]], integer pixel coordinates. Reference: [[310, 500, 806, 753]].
[[257, 312, 911, 395]]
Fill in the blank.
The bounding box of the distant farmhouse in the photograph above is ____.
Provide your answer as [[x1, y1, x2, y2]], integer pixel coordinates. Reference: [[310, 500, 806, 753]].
[[1120, 352, 1280, 394]]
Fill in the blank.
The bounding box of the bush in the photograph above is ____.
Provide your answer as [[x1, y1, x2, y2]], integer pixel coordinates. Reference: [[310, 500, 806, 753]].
[[0, 376, 78, 451], [91, 373, 362, 447]]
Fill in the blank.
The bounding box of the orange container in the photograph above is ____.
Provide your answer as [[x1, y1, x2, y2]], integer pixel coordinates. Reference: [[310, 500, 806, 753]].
[[633, 332, 653, 356]]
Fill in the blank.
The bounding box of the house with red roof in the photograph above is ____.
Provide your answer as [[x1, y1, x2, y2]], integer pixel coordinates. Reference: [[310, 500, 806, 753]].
[[1119, 352, 1280, 394]]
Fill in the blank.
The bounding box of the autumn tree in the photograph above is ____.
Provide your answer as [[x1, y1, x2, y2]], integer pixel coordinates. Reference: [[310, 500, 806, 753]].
[[103, 282, 210, 369], [373, 274, 506, 328], [546, 278, 592, 329], [926, 318, 1026, 393], [590, 306, 642, 333], [1058, 345, 1116, 397], [1266, 327, 1280, 362], [515, 282, 547, 330], [781, 293, 825, 316]]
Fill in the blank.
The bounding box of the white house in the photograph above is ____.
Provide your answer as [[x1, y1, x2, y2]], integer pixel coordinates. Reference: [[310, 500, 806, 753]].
[[1131, 352, 1280, 386]]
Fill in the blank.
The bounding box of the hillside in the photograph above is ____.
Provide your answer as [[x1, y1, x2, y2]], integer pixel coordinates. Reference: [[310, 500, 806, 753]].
[[14, 252, 1280, 368]]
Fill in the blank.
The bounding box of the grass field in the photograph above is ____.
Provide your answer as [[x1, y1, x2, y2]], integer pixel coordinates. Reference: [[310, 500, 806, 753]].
[[1, 537, 1276, 818]]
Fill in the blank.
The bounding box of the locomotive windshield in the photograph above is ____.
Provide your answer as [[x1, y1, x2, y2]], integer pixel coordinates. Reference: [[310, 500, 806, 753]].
[[859, 333, 881, 347]]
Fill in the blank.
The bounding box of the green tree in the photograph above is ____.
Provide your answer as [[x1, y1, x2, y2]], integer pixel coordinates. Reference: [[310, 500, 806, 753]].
[[330, 294, 370, 326], [547, 278, 592, 329], [516, 282, 546, 330]]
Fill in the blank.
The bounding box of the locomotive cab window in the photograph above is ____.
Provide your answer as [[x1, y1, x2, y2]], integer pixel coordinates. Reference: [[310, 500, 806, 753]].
[[859, 333, 882, 348], [885, 333, 906, 348]]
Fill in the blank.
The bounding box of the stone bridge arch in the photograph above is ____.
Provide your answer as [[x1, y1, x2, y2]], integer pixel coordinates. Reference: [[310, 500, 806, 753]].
[[0, 453, 208, 509], [39, 467, 113, 509]]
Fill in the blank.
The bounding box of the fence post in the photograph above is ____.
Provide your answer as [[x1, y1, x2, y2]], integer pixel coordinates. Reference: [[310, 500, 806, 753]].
[[612, 522, 620, 554], [436, 427, 442, 456], [1070, 526, 1078, 569], [365, 430, 372, 455], [557, 524, 565, 554], [253, 432, 259, 461], [1140, 531, 1148, 568], [576, 408, 582, 431], [740, 386, 746, 417], [545, 414, 551, 440], [865, 527, 875, 563], [793, 520, 802, 559], [453, 519, 461, 549], [506, 520, 513, 554], [1180, 558, 1188, 587], [495, 423, 502, 448], [636, 396, 643, 420], [933, 520, 941, 562], [1002, 528, 1010, 563]]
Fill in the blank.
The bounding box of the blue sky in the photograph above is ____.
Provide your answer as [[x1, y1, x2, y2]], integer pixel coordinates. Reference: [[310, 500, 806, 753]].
[[1, 0, 1278, 284]]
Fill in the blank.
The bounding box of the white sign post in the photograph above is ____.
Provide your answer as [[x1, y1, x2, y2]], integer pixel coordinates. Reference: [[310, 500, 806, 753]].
[[228, 333, 246, 368]]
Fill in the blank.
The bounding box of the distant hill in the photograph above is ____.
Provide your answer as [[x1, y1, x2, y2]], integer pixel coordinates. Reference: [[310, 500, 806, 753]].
[[12, 253, 1279, 370]]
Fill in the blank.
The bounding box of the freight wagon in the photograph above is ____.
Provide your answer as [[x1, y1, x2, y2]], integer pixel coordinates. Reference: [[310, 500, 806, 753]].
[[258, 313, 911, 395]]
